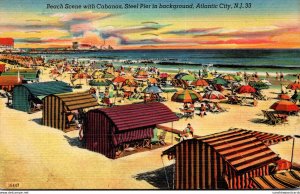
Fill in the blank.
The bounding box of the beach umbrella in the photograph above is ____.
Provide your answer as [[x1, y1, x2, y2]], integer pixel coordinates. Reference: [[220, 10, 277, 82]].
[[171, 89, 203, 103], [174, 72, 188, 80], [89, 79, 112, 86], [237, 85, 256, 94], [287, 83, 300, 90], [191, 79, 209, 87], [122, 85, 136, 92], [291, 92, 300, 100], [203, 73, 215, 80], [123, 74, 134, 80], [143, 85, 163, 94], [148, 77, 158, 84], [233, 75, 242, 82], [270, 100, 299, 112], [213, 77, 228, 86], [181, 74, 196, 81], [113, 76, 126, 83], [136, 70, 148, 77], [278, 94, 290, 100], [223, 75, 235, 81], [203, 90, 226, 100], [160, 73, 168, 78]]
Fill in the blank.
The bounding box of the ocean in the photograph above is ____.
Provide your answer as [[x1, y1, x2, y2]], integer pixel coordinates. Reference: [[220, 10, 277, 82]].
[[24, 49, 300, 74]]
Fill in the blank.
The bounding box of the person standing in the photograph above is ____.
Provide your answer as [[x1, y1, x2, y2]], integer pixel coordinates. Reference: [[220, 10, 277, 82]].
[[280, 72, 284, 81]]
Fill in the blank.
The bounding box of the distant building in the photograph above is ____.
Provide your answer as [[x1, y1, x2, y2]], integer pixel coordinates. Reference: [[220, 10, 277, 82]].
[[72, 42, 79, 50], [0, 38, 14, 51]]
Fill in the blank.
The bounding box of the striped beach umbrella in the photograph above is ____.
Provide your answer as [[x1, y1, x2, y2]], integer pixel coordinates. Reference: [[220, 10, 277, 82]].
[[270, 100, 299, 112], [171, 89, 202, 103], [203, 90, 226, 100], [191, 79, 209, 87]]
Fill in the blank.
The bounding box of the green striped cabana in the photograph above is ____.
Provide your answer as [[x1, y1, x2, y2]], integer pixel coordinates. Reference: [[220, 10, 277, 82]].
[[43, 91, 99, 131], [12, 81, 72, 112], [162, 128, 280, 189]]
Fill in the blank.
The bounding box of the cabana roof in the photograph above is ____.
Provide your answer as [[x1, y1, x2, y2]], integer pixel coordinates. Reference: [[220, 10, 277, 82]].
[[229, 128, 293, 146], [52, 91, 98, 110], [163, 128, 280, 173], [20, 81, 72, 98], [93, 102, 178, 131]]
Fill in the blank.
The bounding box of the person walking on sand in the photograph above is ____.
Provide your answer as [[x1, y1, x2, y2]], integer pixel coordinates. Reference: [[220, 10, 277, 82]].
[[276, 72, 279, 81], [266, 72, 270, 80], [280, 72, 284, 81]]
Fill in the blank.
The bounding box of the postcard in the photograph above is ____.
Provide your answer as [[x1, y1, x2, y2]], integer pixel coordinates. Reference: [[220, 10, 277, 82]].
[[0, 0, 299, 191]]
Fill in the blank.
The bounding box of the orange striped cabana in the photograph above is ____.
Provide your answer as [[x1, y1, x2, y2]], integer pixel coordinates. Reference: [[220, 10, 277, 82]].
[[162, 128, 280, 189], [42, 91, 99, 131]]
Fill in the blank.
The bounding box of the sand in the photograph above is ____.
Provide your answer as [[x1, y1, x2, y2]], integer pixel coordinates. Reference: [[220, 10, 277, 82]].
[[0, 66, 299, 189]]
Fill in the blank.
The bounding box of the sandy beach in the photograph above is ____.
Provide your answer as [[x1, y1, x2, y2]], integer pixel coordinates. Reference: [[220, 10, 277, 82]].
[[0, 62, 299, 190]]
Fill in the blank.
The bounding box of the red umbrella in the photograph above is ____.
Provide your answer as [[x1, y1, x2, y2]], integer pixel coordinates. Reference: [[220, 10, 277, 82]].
[[287, 83, 300, 90], [113, 76, 126, 83], [237, 85, 256, 94], [160, 73, 168, 78], [278, 94, 290, 100], [270, 100, 299, 112], [191, 79, 209, 87]]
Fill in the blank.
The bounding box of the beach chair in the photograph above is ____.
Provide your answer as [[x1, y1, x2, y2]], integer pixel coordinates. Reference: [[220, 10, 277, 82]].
[[151, 128, 167, 147], [227, 95, 240, 104], [266, 111, 282, 125], [6, 92, 12, 107]]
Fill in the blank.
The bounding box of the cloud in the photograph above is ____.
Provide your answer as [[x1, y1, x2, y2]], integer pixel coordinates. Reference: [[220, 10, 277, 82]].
[[99, 22, 170, 42], [163, 27, 221, 35], [193, 24, 300, 38]]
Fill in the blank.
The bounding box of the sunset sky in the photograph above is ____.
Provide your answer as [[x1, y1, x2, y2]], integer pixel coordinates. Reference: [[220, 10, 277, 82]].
[[0, 0, 299, 49]]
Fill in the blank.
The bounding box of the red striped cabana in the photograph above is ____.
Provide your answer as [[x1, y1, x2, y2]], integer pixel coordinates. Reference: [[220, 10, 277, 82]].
[[162, 129, 280, 189], [229, 128, 293, 146], [84, 102, 178, 159]]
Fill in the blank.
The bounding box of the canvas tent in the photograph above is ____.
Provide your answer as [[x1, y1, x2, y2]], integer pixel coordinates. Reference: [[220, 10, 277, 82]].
[[43, 91, 99, 131], [84, 102, 178, 159], [12, 81, 72, 112], [162, 128, 281, 189]]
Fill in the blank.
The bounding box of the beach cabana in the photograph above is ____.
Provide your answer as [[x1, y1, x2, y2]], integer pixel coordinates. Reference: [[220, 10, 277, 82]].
[[83, 102, 178, 159], [43, 91, 99, 131], [0, 75, 23, 91], [162, 128, 280, 189], [12, 81, 72, 112]]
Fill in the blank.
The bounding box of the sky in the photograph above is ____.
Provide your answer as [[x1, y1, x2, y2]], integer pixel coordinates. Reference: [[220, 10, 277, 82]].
[[0, 0, 299, 49]]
